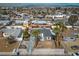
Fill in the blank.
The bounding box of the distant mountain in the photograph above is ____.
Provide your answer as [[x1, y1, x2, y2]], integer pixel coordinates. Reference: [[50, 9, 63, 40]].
[[0, 3, 79, 7]]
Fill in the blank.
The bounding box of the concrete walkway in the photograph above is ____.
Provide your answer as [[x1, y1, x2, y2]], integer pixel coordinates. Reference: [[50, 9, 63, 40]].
[[18, 48, 65, 56]]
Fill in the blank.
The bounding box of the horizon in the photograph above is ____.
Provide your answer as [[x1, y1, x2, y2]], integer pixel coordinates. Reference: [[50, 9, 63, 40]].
[[0, 3, 79, 7]]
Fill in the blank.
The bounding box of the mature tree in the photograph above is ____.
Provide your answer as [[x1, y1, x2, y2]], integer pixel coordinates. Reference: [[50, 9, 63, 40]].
[[32, 29, 41, 37], [32, 29, 41, 47], [68, 15, 78, 37], [71, 10, 77, 14], [63, 8, 68, 14], [53, 27, 61, 48], [54, 22, 67, 32], [32, 10, 37, 15], [68, 15, 78, 29], [17, 7, 23, 12], [0, 10, 8, 15], [53, 22, 67, 48]]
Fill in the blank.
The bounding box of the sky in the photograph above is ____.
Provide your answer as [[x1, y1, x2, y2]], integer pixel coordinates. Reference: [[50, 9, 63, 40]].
[[0, 3, 79, 7]]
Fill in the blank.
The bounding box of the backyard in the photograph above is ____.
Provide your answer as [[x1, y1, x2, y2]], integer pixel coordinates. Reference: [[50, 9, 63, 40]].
[[35, 40, 55, 48]]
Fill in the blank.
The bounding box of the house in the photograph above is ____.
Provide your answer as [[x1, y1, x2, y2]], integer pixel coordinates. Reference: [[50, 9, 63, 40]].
[[15, 20, 26, 25], [30, 20, 52, 28], [27, 29, 65, 55], [0, 28, 23, 41], [39, 28, 55, 41], [32, 28, 55, 41], [52, 14, 66, 20], [5, 19, 29, 30], [45, 14, 66, 19], [45, 15, 53, 19], [0, 20, 10, 26], [1, 15, 9, 18]]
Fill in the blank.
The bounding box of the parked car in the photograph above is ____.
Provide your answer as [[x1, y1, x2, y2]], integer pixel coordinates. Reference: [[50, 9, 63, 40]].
[[71, 45, 79, 50], [72, 52, 79, 56]]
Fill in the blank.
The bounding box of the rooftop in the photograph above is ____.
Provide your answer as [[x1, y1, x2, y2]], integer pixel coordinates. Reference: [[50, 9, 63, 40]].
[[0, 20, 10, 25], [32, 28, 55, 38], [15, 20, 28, 25], [39, 28, 55, 37], [31, 20, 48, 24], [0, 28, 22, 37]]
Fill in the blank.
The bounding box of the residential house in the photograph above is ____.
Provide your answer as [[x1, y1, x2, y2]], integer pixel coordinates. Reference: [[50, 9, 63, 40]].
[[32, 28, 55, 41], [0, 28, 23, 41], [0, 19, 10, 26], [0, 29, 21, 55], [30, 20, 52, 28]]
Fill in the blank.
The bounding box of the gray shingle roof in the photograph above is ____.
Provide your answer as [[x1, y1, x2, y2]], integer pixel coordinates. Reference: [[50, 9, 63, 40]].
[[1, 28, 22, 37], [0, 20, 10, 25]]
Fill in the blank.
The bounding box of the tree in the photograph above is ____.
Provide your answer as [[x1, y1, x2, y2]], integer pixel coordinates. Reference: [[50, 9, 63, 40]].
[[32, 29, 41, 37], [63, 8, 68, 14], [17, 7, 22, 12], [54, 22, 67, 33], [68, 15, 78, 29], [0, 10, 8, 15], [68, 15, 78, 30], [53, 27, 61, 48], [32, 10, 36, 15], [32, 29, 41, 47], [68, 15, 78, 36], [23, 29, 30, 40], [71, 10, 77, 14], [53, 22, 67, 48]]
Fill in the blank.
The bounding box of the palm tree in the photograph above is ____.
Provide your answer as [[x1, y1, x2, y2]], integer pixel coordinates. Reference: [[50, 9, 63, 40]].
[[53, 22, 67, 48], [54, 22, 67, 33], [23, 29, 30, 40], [32, 29, 41, 38], [53, 27, 60, 48], [32, 29, 41, 47]]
